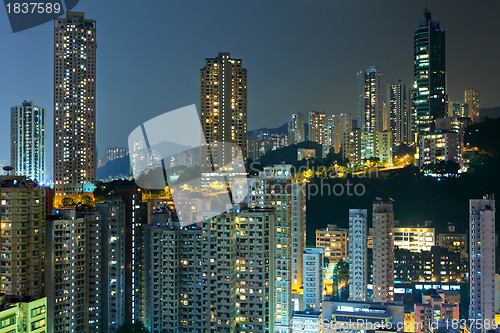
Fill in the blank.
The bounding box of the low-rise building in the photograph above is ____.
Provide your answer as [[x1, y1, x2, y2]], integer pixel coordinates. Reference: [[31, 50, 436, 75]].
[[0, 295, 47, 333], [394, 226, 435, 252], [292, 309, 322, 333]]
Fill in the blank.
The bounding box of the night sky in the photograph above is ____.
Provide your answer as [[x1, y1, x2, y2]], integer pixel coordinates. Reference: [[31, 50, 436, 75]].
[[1, 0, 499, 179]]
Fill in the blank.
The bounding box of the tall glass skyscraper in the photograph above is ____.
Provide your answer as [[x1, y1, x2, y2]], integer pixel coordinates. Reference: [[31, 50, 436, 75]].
[[10, 100, 46, 183], [357, 66, 384, 132], [54, 12, 97, 198], [413, 8, 446, 134]]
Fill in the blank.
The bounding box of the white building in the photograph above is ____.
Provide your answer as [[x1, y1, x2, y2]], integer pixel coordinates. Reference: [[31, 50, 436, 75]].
[[303, 248, 323, 311], [10, 101, 46, 183], [372, 198, 394, 303], [349, 209, 368, 301], [394, 227, 435, 252], [291, 310, 322, 333], [469, 195, 496, 333]]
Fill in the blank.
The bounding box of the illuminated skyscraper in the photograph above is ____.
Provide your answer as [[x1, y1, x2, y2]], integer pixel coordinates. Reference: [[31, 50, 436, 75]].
[[10, 101, 46, 183], [413, 8, 446, 134], [357, 66, 384, 132], [309, 111, 326, 144], [54, 12, 97, 198], [464, 89, 480, 122], [469, 196, 496, 333], [372, 198, 394, 303], [388, 81, 411, 145], [200, 52, 247, 166], [288, 113, 305, 144]]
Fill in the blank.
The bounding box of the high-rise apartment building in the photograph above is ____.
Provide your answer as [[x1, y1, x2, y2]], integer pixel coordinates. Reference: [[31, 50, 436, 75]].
[[96, 197, 126, 332], [0, 295, 47, 333], [309, 111, 326, 144], [322, 120, 335, 158], [303, 248, 323, 311], [342, 129, 392, 165], [388, 81, 411, 145], [372, 198, 394, 303], [357, 66, 384, 132], [469, 196, 496, 332], [203, 206, 276, 333], [248, 165, 306, 332], [348, 209, 368, 301], [464, 89, 480, 122], [288, 113, 305, 145], [413, 9, 446, 134], [315, 224, 348, 264], [144, 206, 209, 333], [54, 12, 97, 198], [0, 175, 45, 298], [46, 208, 102, 333], [10, 101, 46, 184], [200, 52, 247, 166], [332, 114, 352, 154]]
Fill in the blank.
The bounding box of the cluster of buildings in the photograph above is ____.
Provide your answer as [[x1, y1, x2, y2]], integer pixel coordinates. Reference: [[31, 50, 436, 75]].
[[0, 7, 496, 333]]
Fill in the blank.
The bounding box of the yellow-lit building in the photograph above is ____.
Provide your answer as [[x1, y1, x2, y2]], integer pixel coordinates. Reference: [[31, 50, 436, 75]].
[[315, 225, 348, 264], [394, 227, 435, 252], [0, 295, 46, 333]]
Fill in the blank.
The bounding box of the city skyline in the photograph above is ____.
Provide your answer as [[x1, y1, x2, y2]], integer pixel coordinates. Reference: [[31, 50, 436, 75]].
[[1, 1, 500, 171]]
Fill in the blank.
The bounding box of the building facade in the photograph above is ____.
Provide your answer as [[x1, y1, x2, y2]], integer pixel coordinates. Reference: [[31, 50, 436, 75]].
[[315, 225, 348, 264], [303, 248, 323, 311], [200, 52, 247, 166], [289, 113, 305, 145], [464, 89, 480, 122], [309, 111, 326, 144], [413, 9, 446, 134], [388, 81, 411, 145], [372, 199, 394, 303], [469, 196, 496, 332], [10, 101, 46, 184], [394, 227, 435, 252], [54, 12, 97, 198], [349, 209, 368, 302], [357, 66, 384, 132], [0, 176, 45, 298]]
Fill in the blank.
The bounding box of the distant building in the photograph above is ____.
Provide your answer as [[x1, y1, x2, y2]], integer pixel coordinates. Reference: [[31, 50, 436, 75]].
[[332, 114, 352, 154], [298, 148, 316, 161], [303, 248, 323, 311], [357, 66, 384, 132], [322, 120, 335, 157], [388, 80, 411, 145], [309, 111, 326, 144], [289, 113, 306, 144], [10, 101, 46, 183], [0, 295, 47, 333], [315, 224, 348, 264], [413, 8, 446, 134], [98, 147, 128, 168], [343, 129, 393, 165], [418, 131, 461, 168], [200, 52, 247, 165], [372, 198, 394, 303], [448, 101, 469, 118], [349, 209, 368, 301], [464, 89, 480, 122], [394, 226, 435, 252], [469, 196, 496, 332]]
